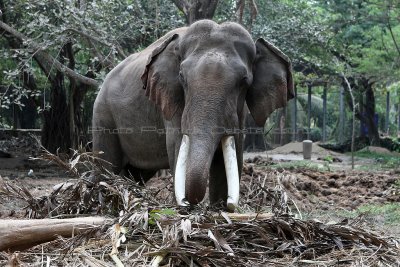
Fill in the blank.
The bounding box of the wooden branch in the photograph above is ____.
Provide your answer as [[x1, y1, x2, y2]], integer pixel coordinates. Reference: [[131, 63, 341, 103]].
[[63, 27, 126, 58], [64, 28, 111, 47], [171, 0, 188, 14], [0, 217, 112, 252], [202, 0, 219, 18], [387, 21, 400, 57], [211, 212, 274, 222], [87, 38, 115, 69], [171, 0, 219, 24], [0, 20, 100, 87]]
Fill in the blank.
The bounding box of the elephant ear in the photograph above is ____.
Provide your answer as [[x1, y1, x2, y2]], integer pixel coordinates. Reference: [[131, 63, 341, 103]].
[[246, 38, 294, 126], [141, 33, 183, 120]]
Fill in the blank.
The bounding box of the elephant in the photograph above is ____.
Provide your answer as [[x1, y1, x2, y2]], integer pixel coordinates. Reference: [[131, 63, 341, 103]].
[[92, 19, 294, 211]]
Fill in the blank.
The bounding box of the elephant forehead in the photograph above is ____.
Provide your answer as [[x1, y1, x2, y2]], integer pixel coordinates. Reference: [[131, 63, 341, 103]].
[[181, 21, 255, 57], [186, 20, 252, 41]]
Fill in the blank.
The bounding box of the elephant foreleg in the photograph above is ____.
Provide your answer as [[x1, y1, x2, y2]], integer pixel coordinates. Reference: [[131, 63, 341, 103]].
[[92, 129, 123, 174]]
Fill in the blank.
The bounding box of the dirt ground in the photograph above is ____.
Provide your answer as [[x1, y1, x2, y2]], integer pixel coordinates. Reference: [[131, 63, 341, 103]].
[[1, 137, 399, 226], [0, 135, 72, 217], [242, 158, 399, 211], [243, 142, 400, 213], [245, 141, 377, 170]]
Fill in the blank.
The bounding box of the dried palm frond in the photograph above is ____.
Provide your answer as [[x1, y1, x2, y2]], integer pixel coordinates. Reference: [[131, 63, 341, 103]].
[[1, 151, 399, 266]]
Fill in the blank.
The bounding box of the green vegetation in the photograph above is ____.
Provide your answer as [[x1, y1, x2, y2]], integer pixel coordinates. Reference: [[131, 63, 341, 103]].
[[149, 208, 177, 225], [304, 202, 400, 228], [352, 151, 400, 169], [270, 160, 330, 172], [0, 0, 399, 152], [341, 203, 400, 226]]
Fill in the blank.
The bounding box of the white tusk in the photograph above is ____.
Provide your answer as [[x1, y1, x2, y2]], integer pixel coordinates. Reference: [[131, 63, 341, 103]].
[[174, 135, 190, 206], [221, 136, 240, 212]]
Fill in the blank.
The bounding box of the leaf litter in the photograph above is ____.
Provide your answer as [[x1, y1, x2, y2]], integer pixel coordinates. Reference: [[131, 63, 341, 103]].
[[0, 149, 399, 266]]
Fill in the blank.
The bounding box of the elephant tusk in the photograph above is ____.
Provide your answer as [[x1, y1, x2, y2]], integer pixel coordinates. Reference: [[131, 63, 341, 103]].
[[221, 136, 240, 212], [174, 135, 190, 206]]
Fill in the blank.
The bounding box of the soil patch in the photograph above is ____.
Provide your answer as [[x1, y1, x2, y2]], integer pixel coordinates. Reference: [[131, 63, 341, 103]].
[[268, 141, 342, 157], [0, 135, 75, 218], [358, 146, 400, 156], [243, 156, 400, 212]]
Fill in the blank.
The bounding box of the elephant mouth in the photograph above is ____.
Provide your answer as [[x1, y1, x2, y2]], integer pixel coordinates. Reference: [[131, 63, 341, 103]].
[[174, 134, 240, 211]]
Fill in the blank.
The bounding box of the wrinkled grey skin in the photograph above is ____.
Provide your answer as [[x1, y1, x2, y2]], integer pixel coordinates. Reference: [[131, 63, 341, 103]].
[[92, 20, 294, 205]]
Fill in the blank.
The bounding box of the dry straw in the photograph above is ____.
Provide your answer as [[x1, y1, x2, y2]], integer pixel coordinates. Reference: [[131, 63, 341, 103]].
[[0, 148, 399, 266]]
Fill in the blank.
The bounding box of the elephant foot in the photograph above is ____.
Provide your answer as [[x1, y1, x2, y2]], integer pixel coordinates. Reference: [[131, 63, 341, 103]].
[[124, 164, 157, 185], [208, 200, 227, 211], [84, 170, 105, 188]]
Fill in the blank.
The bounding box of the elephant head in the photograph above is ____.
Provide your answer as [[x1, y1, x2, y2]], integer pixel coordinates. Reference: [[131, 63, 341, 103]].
[[141, 20, 293, 209]]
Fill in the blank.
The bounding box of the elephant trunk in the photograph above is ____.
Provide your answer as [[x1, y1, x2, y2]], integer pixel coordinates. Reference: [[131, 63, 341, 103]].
[[185, 134, 220, 204], [174, 134, 241, 210]]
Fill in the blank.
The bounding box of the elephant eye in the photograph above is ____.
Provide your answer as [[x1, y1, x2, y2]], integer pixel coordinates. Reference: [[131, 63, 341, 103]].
[[241, 75, 251, 87], [179, 71, 187, 88]]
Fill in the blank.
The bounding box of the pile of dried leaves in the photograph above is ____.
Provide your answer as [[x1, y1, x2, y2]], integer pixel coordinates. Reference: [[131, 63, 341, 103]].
[[0, 150, 399, 266]]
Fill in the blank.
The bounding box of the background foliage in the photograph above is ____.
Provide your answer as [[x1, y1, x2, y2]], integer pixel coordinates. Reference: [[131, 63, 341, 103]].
[[0, 0, 399, 151]]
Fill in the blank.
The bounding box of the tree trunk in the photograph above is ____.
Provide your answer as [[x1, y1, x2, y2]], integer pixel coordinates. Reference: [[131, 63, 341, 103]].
[[363, 84, 380, 145], [18, 97, 37, 129], [343, 77, 379, 146], [41, 71, 71, 153], [172, 0, 219, 25], [65, 42, 78, 149], [19, 71, 39, 129], [41, 42, 91, 152], [342, 75, 356, 169]]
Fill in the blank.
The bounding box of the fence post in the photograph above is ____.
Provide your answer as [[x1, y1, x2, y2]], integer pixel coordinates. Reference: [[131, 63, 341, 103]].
[[339, 86, 345, 142], [322, 83, 327, 142], [385, 91, 390, 134], [292, 85, 297, 141], [307, 84, 312, 140], [398, 103, 400, 137], [397, 103, 400, 137], [12, 104, 18, 130]]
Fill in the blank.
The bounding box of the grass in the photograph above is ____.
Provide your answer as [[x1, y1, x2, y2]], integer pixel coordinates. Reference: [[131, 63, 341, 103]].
[[269, 160, 331, 172], [350, 150, 400, 170], [356, 203, 400, 224], [302, 203, 400, 237]]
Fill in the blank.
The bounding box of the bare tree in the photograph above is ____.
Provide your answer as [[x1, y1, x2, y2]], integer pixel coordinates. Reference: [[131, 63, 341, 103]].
[[342, 74, 356, 170], [236, 0, 258, 26]]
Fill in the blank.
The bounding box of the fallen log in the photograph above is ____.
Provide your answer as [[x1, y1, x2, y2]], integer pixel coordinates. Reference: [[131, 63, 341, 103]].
[[0, 217, 112, 252]]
